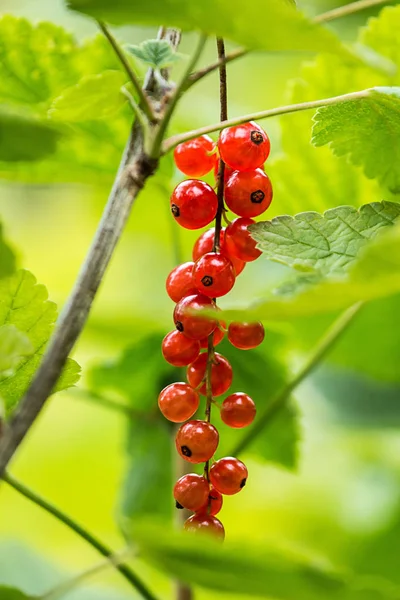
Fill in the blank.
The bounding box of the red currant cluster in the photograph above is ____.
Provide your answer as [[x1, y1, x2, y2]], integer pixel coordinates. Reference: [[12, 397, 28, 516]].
[[158, 121, 272, 540]]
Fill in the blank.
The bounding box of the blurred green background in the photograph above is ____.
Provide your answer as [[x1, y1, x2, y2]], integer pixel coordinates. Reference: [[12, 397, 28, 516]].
[[1, 1, 400, 599]]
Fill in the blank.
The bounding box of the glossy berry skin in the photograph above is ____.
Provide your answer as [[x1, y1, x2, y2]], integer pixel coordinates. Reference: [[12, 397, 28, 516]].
[[225, 169, 273, 218], [221, 393, 256, 428], [225, 218, 262, 262], [158, 382, 199, 423], [166, 262, 197, 303], [192, 228, 245, 276], [174, 294, 217, 340], [176, 420, 219, 463], [194, 252, 236, 298], [199, 326, 225, 349], [218, 121, 270, 171], [210, 457, 248, 495], [187, 352, 232, 397], [174, 135, 216, 177], [161, 330, 200, 367], [228, 321, 265, 350], [184, 514, 225, 541], [197, 488, 223, 516], [171, 180, 218, 230], [174, 474, 210, 511]]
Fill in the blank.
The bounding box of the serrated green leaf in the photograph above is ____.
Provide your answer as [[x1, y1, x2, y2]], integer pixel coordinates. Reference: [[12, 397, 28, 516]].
[[0, 222, 17, 280], [312, 87, 400, 194], [67, 0, 346, 55], [0, 270, 80, 413], [0, 325, 32, 377], [251, 201, 400, 275], [0, 587, 34, 600], [49, 70, 128, 122], [126, 39, 183, 69], [131, 522, 394, 600], [0, 107, 61, 161]]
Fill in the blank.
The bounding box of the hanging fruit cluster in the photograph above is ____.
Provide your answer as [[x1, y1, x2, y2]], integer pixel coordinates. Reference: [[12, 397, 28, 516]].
[[158, 121, 273, 540]]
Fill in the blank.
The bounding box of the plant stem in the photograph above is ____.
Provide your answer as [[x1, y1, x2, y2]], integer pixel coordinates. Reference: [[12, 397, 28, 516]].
[[98, 21, 156, 123], [186, 48, 247, 90], [2, 472, 159, 600], [121, 86, 149, 132], [149, 33, 208, 158], [315, 0, 390, 23], [232, 302, 363, 457], [0, 27, 180, 478], [162, 88, 370, 153]]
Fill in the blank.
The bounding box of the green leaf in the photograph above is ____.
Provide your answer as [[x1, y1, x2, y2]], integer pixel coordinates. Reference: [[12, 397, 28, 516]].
[[0, 325, 33, 377], [67, 0, 345, 55], [125, 39, 183, 69], [0, 587, 34, 600], [0, 107, 61, 161], [0, 222, 17, 280], [251, 201, 400, 275], [49, 71, 128, 122], [312, 87, 400, 194], [131, 522, 394, 600], [0, 270, 80, 413]]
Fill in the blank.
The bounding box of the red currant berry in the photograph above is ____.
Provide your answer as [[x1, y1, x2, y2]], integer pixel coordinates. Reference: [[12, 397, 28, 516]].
[[221, 393, 256, 428], [225, 218, 261, 262], [224, 169, 273, 218], [184, 514, 225, 540], [170, 180, 218, 230], [228, 321, 265, 350], [209, 457, 248, 495], [176, 420, 219, 463], [192, 228, 245, 276], [218, 121, 270, 171], [174, 474, 210, 511], [196, 488, 223, 516], [194, 252, 235, 298], [158, 382, 199, 423], [174, 136, 216, 177], [199, 325, 225, 349], [187, 352, 232, 397], [161, 330, 200, 367], [174, 294, 217, 340], [213, 161, 235, 184], [166, 262, 197, 303]]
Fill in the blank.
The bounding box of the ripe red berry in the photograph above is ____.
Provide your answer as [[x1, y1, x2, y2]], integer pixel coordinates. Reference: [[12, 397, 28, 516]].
[[224, 169, 273, 218], [194, 252, 235, 298], [199, 325, 225, 349], [166, 262, 197, 303], [225, 218, 262, 262], [196, 488, 223, 516], [228, 321, 265, 350], [174, 135, 216, 177], [218, 121, 270, 171], [174, 294, 217, 340], [184, 514, 225, 540], [209, 457, 248, 495], [174, 474, 210, 511], [171, 180, 218, 230], [221, 393, 256, 428], [176, 420, 219, 463], [161, 330, 200, 367], [158, 382, 199, 423], [187, 352, 232, 397], [192, 228, 245, 276]]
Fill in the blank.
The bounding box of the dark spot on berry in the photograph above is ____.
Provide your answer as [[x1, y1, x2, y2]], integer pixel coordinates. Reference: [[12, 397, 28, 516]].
[[250, 130, 264, 145], [175, 501, 184, 509], [176, 321, 184, 332], [181, 445, 192, 457], [201, 275, 213, 287], [171, 203, 180, 217], [209, 494, 218, 500], [240, 478, 247, 488], [251, 190, 265, 204]]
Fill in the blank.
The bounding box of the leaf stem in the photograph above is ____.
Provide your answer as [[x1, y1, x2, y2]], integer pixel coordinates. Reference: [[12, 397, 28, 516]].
[[121, 86, 149, 133], [162, 88, 370, 153], [98, 21, 156, 124], [186, 48, 247, 90], [2, 472, 159, 600], [231, 302, 364, 457], [315, 0, 390, 23]]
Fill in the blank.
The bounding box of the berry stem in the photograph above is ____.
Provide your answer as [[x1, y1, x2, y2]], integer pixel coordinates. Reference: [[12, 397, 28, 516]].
[[185, 47, 247, 91], [314, 0, 389, 23]]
